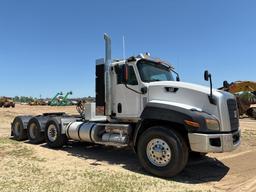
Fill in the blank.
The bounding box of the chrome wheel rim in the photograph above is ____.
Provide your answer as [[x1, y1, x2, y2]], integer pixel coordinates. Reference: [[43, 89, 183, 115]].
[[146, 138, 171, 167], [47, 124, 57, 142], [29, 123, 37, 139]]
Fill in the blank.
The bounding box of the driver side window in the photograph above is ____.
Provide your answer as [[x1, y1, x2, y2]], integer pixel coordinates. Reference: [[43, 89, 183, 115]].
[[127, 66, 138, 85], [117, 65, 138, 85]]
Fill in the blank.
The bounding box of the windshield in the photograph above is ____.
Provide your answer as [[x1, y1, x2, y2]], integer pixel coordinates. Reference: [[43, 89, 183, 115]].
[[137, 59, 174, 82]]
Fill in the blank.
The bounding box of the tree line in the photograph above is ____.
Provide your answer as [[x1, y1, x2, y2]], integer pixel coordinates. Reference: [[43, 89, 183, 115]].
[[12, 96, 95, 103]]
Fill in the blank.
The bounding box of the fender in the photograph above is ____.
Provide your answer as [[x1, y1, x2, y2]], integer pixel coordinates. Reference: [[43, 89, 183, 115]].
[[132, 102, 218, 148], [141, 104, 193, 125]]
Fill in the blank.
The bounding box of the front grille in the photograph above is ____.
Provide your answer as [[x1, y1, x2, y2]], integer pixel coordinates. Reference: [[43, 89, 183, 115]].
[[227, 99, 239, 131]]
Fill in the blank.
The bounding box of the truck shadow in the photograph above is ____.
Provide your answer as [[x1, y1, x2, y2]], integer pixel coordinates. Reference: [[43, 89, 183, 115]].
[[43, 142, 229, 184]]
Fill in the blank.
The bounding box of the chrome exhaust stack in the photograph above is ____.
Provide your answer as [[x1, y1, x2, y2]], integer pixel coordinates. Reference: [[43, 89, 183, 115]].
[[104, 33, 112, 116]]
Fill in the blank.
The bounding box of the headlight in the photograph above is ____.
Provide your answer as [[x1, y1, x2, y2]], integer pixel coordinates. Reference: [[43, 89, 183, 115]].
[[205, 118, 220, 131]]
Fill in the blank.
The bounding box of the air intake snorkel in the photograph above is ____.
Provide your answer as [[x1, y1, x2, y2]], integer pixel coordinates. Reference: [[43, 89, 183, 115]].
[[104, 33, 112, 115]]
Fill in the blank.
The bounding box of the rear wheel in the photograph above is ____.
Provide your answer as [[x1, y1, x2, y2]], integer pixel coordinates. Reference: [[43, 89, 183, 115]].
[[12, 117, 28, 141], [45, 119, 67, 148], [137, 126, 188, 178], [27, 119, 45, 144]]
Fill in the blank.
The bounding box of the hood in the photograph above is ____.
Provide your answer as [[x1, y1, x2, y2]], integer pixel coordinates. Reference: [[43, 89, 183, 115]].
[[147, 81, 213, 95], [146, 81, 237, 132], [146, 81, 233, 115]]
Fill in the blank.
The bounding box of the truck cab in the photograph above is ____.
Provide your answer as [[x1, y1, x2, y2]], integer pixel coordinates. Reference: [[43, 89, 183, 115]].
[[103, 51, 240, 148]]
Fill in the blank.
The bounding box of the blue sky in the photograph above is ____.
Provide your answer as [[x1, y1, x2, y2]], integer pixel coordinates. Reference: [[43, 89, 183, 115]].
[[0, 0, 255, 98]]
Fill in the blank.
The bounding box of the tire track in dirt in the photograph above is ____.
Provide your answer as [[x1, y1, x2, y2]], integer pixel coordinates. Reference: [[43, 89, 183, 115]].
[[211, 149, 256, 191]]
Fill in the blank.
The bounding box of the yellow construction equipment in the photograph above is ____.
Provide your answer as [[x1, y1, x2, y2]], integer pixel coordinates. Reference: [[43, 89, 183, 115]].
[[222, 81, 256, 118], [0, 97, 15, 108]]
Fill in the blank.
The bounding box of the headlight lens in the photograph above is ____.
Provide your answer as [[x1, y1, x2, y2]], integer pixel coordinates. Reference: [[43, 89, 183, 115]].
[[205, 118, 220, 131]]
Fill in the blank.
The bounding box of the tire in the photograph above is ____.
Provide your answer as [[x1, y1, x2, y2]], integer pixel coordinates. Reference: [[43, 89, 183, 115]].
[[45, 118, 67, 148], [137, 126, 188, 178], [12, 116, 28, 141], [27, 118, 45, 144]]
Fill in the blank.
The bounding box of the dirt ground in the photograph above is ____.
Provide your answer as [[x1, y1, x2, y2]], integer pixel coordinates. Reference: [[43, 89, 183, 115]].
[[0, 104, 256, 192]]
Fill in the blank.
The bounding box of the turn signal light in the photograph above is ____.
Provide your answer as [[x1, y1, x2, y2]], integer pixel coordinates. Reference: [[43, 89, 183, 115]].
[[184, 120, 200, 128]]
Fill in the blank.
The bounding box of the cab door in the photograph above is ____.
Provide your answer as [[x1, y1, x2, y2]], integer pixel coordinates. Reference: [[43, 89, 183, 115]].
[[112, 65, 141, 121]]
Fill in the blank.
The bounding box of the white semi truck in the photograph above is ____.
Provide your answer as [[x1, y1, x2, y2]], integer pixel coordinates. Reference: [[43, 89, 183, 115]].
[[11, 34, 240, 177]]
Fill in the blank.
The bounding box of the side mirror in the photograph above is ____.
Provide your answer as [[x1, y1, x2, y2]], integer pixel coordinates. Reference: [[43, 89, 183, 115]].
[[176, 76, 180, 82], [204, 70, 215, 104], [223, 80, 229, 88], [204, 70, 209, 81]]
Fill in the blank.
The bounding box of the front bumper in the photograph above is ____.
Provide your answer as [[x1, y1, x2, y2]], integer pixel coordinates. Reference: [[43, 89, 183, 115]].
[[188, 129, 240, 153]]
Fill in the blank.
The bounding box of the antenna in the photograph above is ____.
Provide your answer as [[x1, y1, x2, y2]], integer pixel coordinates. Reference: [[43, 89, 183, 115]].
[[123, 36, 126, 60]]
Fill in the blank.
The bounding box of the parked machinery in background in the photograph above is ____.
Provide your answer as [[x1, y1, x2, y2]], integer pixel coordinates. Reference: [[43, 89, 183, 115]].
[[48, 92, 63, 106], [221, 81, 256, 118], [29, 99, 48, 106], [0, 97, 15, 108], [48, 91, 73, 106], [59, 91, 73, 106]]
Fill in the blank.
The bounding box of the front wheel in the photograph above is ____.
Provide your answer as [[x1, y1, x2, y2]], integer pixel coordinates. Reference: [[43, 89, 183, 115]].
[[137, 126, 188, 178]]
